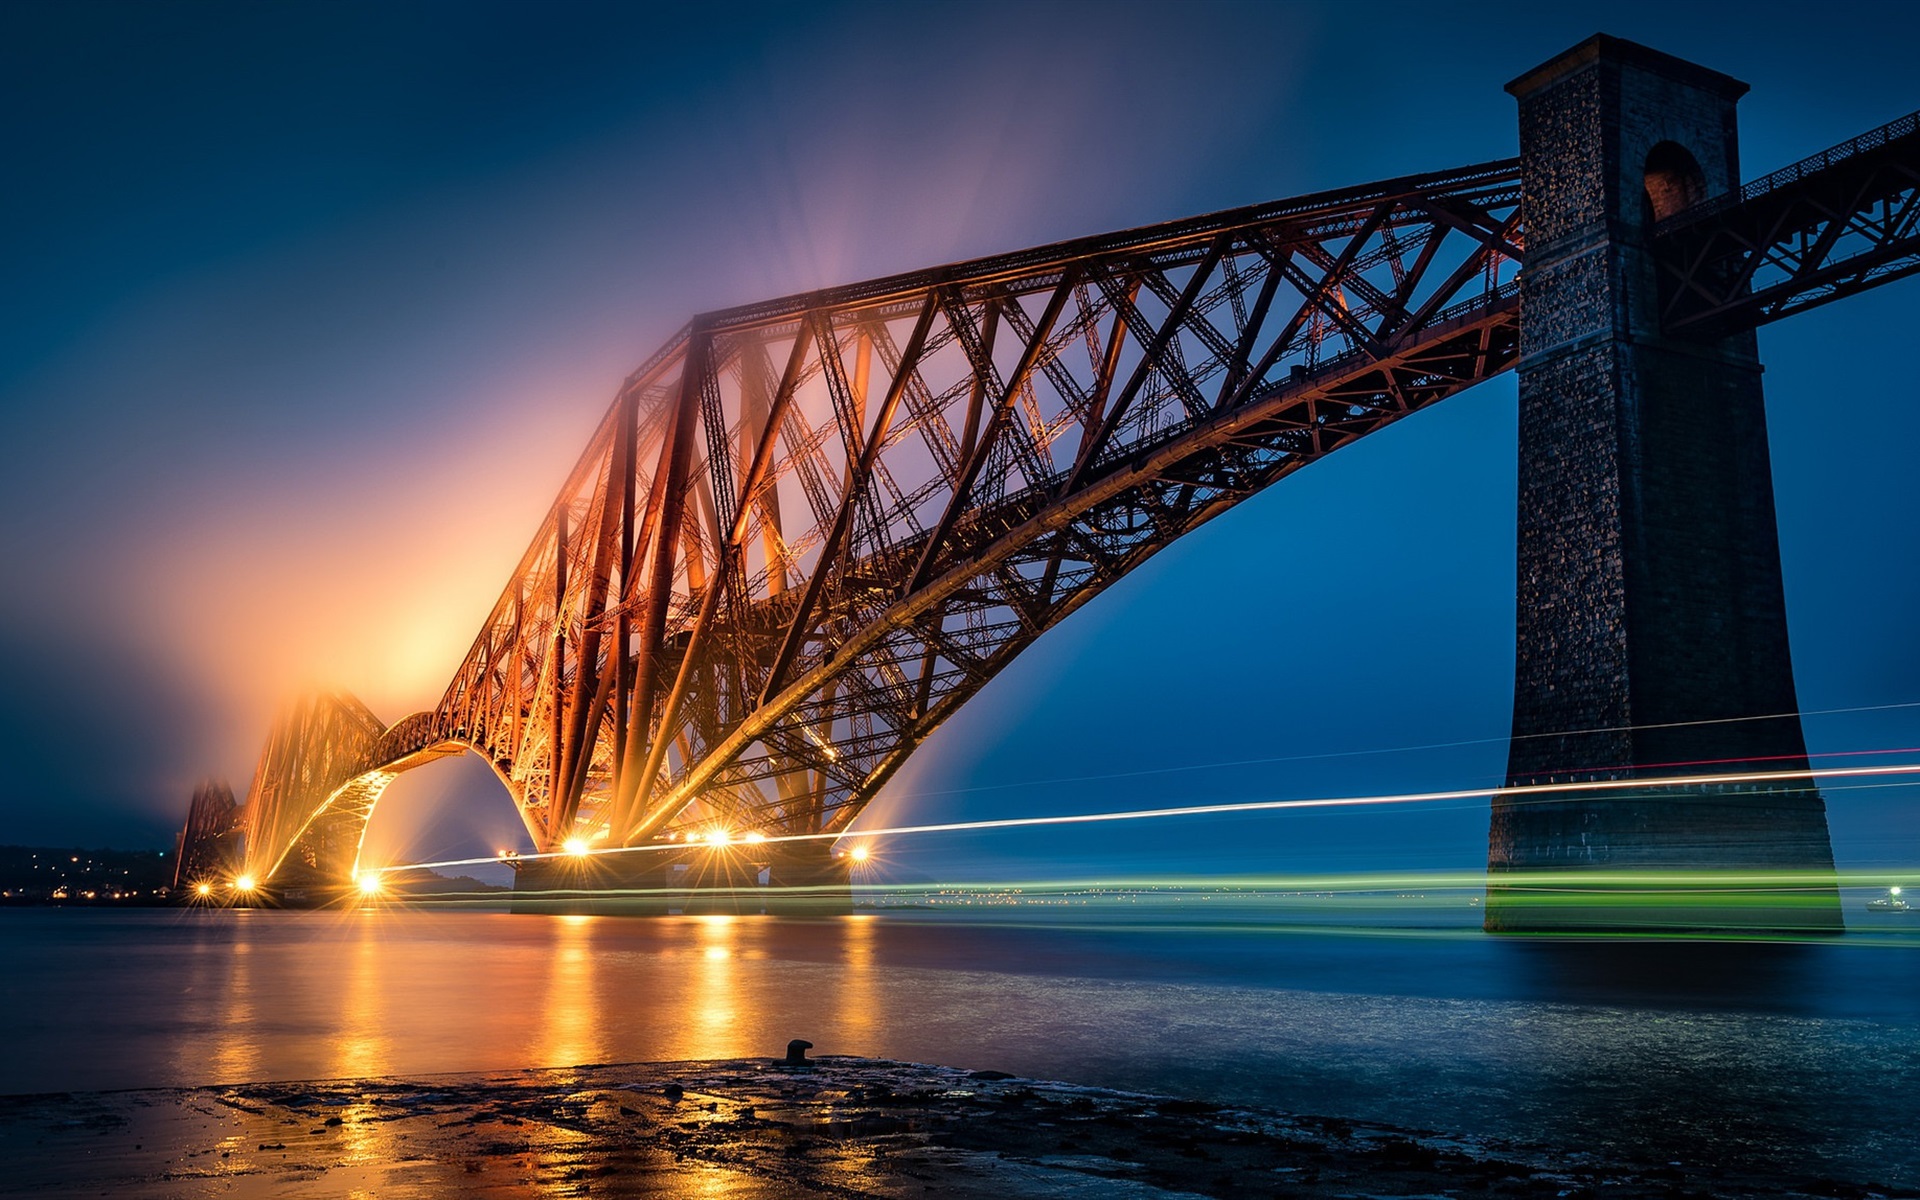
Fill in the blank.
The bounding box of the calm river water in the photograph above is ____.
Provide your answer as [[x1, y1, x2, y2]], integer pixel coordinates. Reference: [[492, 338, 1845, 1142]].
[[3, 903, 1917, 1186]]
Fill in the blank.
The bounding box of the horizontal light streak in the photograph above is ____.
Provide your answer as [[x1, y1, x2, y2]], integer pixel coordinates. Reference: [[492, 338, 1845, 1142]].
[[373, 871, 1920, 949], [378, 760, 1920, 879]]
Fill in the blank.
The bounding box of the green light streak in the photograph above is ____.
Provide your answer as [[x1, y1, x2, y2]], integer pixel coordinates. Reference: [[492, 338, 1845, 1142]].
[[378, 883, 1920, 947]]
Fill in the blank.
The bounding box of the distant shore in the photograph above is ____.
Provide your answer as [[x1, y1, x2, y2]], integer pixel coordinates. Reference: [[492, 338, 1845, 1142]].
[[0, 1056, 1895, 1198]]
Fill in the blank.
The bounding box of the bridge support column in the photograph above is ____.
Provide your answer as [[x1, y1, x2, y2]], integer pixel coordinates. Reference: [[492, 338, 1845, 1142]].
[[1487, 36, 1840, 933]]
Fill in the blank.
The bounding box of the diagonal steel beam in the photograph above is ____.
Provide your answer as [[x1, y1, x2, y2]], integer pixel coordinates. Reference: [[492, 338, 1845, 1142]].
[[907, 269, 1080, 596], [1059, 233, 1232, 496], [758, 291, 942, 711]]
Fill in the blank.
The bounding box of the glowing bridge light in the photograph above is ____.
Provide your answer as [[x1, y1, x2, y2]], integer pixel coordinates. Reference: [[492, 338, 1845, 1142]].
[[233, 874, 257, 893], [357, 873, 382, 897], [742, 831, 766, 844], [848, 844, 871, 864], [193, 881, 213, 898], [563, 837, 590, 858], [705, 828, 732, 848]]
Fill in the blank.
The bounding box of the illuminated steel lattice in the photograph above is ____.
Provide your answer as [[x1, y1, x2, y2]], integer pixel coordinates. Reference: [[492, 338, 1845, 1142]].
[[211, 100, 1920, 885], [232, 158, 1526, 880]]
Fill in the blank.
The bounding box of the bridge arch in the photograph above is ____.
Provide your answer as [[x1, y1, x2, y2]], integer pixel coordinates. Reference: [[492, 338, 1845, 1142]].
[[240, 700, 535, 888]]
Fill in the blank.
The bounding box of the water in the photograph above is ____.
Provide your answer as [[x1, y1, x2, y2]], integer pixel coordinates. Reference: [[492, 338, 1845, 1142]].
[[3, 904, 1917, 1187]]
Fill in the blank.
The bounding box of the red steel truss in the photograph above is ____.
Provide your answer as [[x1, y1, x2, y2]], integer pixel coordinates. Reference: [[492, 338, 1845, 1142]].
[[231, 158, 1526, 881], [171, 780, 243, 892], [205, 101, 1920, 887]]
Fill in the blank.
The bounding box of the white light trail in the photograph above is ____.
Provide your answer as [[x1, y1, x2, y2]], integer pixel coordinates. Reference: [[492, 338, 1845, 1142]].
[[377, 760, 1920, 879]]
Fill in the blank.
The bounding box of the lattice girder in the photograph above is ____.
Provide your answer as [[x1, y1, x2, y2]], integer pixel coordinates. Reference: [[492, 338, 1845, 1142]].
[[210, 102, 1920, 888], [416, 158, 1528, 854], [230, 159, 1532, 880], [240, 692, 386, 881]]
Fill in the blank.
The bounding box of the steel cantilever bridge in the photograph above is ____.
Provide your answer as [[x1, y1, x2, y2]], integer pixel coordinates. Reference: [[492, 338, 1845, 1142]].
[[177, 39, 1920, 909]]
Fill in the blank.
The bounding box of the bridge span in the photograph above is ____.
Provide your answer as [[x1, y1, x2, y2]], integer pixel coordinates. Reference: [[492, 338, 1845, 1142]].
[[176, 36, 1919, 930]]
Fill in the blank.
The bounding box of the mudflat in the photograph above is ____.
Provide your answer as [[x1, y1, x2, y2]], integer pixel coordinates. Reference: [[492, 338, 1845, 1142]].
[[0, 1057, 1893, 1198]]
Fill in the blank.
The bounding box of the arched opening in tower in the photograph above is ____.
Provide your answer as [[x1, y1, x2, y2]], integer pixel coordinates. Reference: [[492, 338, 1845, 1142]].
[[1643, 140, 1710, 222]]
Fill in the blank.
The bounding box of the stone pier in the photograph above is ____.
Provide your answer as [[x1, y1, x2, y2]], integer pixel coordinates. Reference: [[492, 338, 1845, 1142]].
[[1487, 36, 1840, 933]]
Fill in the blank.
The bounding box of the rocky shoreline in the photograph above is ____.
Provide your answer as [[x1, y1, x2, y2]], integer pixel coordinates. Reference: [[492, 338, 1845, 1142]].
[[0, 1056, 1903, 1198]]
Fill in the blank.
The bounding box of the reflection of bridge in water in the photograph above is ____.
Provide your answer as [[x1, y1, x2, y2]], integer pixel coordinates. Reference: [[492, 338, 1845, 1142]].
[[176, 36, 1920, 930]]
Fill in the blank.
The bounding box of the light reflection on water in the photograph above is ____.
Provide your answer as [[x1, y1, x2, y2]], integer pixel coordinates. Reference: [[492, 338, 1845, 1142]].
[[3, 907, 1916, 1186], [540, 913, 602, 1069], [206, 924, 260, 1083], [689, 915, 739, 1059], [333, 914, 387, 1079]]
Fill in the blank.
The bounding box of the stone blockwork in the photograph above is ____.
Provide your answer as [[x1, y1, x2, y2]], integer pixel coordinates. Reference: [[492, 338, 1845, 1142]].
[[1488, 36, 1839, 931]]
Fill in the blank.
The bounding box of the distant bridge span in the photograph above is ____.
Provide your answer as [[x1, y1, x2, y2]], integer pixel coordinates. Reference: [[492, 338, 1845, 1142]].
[[183, 37, 1919, 909]]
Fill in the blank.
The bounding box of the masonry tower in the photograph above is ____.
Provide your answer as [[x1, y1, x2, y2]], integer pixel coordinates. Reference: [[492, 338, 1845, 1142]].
[[1488, 36, 1841, 931]]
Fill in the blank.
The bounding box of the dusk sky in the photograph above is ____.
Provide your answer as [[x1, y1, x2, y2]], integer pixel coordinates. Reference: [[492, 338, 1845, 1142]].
[[3, 0, 1916, 881]]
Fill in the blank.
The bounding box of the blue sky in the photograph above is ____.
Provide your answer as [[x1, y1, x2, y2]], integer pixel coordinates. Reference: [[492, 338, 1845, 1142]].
[[2, 0, 1915, 880]]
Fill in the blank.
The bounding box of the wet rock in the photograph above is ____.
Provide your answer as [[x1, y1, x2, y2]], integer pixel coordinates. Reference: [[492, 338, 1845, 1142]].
[[783, 1039, 813, 1065]]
